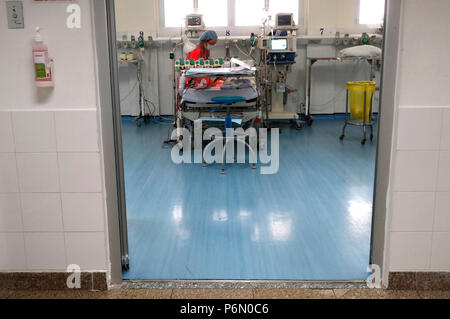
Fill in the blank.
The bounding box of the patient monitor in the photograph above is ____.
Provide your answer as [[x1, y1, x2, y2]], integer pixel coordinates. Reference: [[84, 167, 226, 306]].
[[186, 14, 205, 32], [276, 13, 296, 30]]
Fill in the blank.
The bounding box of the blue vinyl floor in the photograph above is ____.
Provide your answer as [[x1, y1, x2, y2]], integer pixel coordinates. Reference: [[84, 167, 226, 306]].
[[121, 116, 377, 280]]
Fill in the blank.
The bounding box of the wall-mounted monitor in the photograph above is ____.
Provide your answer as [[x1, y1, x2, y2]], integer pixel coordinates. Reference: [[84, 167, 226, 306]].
[[186, 14, 205, 31], [276, 13, 295, 30]]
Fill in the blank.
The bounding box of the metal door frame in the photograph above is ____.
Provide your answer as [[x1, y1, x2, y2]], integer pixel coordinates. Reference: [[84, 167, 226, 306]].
[[370, 0, 402, 286], [94, 0, 402, 287], [92, 0, 129, 284]]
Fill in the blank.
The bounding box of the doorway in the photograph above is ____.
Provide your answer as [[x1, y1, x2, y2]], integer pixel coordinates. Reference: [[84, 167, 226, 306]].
[[95, 0, 401, 284]]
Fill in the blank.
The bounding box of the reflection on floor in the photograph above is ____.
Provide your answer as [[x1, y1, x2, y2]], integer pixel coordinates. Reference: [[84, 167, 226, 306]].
[[121, 116, 377, 280]]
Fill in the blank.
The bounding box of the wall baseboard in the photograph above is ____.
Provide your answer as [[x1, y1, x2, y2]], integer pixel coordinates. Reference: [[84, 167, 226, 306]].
[[389, 272, 450, 291], [0, 272, 108, 291], [2, 271, 448, 291]]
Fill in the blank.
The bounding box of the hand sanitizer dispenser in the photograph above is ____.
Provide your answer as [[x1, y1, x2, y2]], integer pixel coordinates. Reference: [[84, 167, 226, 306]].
[[32, 27, 54, 87]]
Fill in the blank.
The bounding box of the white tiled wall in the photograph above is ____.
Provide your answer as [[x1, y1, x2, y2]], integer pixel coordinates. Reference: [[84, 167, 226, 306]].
[[24, 233, 66, 270], [0, 194, 22, 232], [390, 106, 450, 272], [430, 232, 450, 271], [65, 232, 107, 269], [16, 153, 60, 193], [55, 111, 100, 152], [0, 233, 27, 270], [61, 194, 105, 232], [21, 194, 63, 232], [388, 0, 450, 274], [0, 154, 19, 193], [441, 109, 450, 150], [0, 110, 107, 272], [12, 112, 57, 153], [0, 113, 14, 152], [0, 0, 108, 273], [58, 152, 102, 193]]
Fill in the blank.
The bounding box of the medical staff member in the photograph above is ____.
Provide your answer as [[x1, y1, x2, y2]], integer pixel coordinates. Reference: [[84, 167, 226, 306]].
[[186, 30, 218, 61], [185, 30, 219, 88]]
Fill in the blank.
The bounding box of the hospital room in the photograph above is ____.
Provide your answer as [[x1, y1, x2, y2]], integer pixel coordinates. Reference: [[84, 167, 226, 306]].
[[115, 0, 385, 281]]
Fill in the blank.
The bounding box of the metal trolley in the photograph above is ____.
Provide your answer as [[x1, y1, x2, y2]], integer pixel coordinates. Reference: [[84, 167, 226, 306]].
[[340, 81, 376, 145]]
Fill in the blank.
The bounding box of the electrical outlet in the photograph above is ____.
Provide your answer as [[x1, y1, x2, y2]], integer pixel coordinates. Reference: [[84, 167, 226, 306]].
[[6, 1, 24, 29]]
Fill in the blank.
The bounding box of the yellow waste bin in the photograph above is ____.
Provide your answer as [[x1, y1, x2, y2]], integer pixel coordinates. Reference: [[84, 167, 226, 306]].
[[347, 81, 376, 122]]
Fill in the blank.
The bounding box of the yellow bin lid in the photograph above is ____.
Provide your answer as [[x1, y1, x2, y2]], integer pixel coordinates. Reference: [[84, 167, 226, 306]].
[[347, 81, 376, 89]]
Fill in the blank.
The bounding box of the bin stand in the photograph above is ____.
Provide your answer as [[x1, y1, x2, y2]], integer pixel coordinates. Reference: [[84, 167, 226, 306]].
[[340, 87, 375, 145]]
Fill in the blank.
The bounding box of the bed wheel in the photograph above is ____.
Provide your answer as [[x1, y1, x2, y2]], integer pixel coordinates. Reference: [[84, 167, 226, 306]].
[[295, 120, 304, 130]]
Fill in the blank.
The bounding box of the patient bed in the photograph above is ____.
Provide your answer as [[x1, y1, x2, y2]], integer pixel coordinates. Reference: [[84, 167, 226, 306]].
[[173, 63, 262, 173], [178, 67, 260, 125]]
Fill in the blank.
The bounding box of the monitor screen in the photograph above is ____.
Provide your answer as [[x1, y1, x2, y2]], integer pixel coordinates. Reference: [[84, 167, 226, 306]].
[[187, 16, 202, 27], [271, 39, 288, 51], [277, 15, 292, 27]]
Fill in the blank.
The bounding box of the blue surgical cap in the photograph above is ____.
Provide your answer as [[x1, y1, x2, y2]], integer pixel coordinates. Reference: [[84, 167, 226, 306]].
[[199, 30, 218, 43]]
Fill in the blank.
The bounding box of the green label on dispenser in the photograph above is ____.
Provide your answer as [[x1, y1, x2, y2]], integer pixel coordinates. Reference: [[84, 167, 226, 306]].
[[35, 63, 47, 78]]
